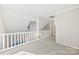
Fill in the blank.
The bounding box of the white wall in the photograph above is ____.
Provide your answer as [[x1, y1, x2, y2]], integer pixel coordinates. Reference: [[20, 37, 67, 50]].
[[2, 9, 37, 33], [2, 7, 49, 33], [38, 17, 49, 31], [38, 30, 50, 39], [0, 8, 5, 34], [56, 7, 79, 49], [0, 7, 6, 49]]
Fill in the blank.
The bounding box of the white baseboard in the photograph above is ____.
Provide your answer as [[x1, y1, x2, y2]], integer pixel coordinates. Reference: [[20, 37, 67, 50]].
[[56, 41, 79, 50]]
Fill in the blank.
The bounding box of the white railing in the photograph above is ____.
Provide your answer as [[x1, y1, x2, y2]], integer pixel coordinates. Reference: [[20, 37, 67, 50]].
[[0, 30, 50, 52], [0, 31, 37, 51]]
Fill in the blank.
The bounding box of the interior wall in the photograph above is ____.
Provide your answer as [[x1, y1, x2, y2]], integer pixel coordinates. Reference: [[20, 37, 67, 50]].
[[38, 17, 49, 31], [56, 7, 79, 49], [2, 9, 37, 33], [2, 7, 49, 33], [0, 7, 5, 34], [0, 7, 6, 49]]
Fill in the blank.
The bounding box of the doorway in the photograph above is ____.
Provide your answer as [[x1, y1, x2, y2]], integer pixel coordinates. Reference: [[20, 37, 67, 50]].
[[50, 16, 56, 41]]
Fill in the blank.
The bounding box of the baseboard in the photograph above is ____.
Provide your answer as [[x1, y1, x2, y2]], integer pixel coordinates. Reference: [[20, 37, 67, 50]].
[[56, 41, 79, 50]]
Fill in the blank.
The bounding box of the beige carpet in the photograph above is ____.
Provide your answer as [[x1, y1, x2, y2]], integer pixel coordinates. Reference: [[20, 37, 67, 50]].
[[14, 51, 34, 55]]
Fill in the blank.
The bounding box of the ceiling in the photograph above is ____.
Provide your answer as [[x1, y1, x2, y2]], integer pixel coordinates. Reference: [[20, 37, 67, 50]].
[[1, 4, 79, 19]]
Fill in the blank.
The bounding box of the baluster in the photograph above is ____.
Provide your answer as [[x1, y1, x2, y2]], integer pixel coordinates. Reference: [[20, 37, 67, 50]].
[[18, 34, 20, 44], [16, 33, 18, 45], [23, 33, 25, 43], [28, 32, 30, 42], [30, 32, 31, 42], [26, 32, 27, 43], [22, 33, 23, 43], [29, 32, 31, 42], [31, 32, 32, 41], [11, 34, 13, 47], [21, 34, 23, 44], [14, 34, 15, 46], [24, 33, 26, 43], [17, 33, 19, 45], [14, 34, 16, 46], [20, 34, 21, 44], [26, 32, 27, 42], [12, 34, 14, 46], [29, 32, 30, 42], [7, 34, 9, 48], [22, 33, 23, 44], [25, 32, 27, 43], [27, 32, 29, 42], [3, 35, 5, 49]]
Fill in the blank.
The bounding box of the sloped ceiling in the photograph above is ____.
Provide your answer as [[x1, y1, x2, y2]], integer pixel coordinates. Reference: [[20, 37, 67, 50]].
[[0, 4, 79, 33]]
